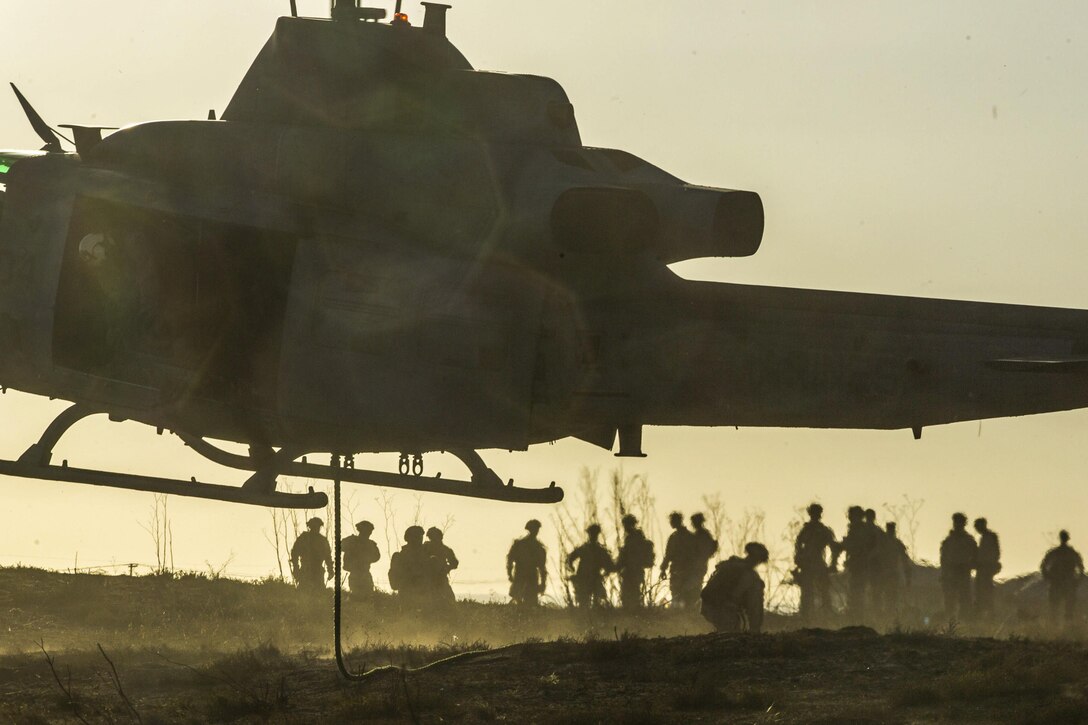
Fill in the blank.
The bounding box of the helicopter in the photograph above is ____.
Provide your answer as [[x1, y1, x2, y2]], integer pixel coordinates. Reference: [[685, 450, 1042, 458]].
[[2, 1, 1088, 511]]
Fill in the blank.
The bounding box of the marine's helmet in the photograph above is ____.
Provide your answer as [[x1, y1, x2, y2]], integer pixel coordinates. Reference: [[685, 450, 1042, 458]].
[[426, 526, 443, 541], [586, 523, 602, 537], [307, 517, 324, 529], [621, 513, 638, 528], [691, 512, 706, 526], [668, 511, 684, 527], [404, 525, 425, 543], [951, 512, 968, 527], [744, 542, 770, 564], [525, 519, 542, 533], [355, 520, 374, 534], [1060, 530, 1071, 544], [807, 503, 823, 517]]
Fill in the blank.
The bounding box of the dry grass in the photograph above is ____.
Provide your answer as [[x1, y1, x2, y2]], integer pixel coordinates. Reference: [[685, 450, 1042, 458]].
[[1, 629, 1087, 723], [3, 567, 1088, 723], [0, 565, 717, 658]]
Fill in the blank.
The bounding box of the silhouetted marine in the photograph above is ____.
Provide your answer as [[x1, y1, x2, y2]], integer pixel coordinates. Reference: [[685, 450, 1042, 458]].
[[873, 521, 913, 617], [567, 524, 614, 608], [507, 519, 548, 605], [1041, 530, 1085, 624], [291, 517, 333, 592], [940, 513, 977, 621], [341, 519, 381, 595], [687, 512, 719, 601], [973, 518, 1001, 618], [616, 514, 655, 608], [661, 512, 696, 608], [389, 525, 432, 606], [702, 542, 769, 633], [836, 506, 878, 620], [423, 526, 459, 604], [794, 502, 838, 620]]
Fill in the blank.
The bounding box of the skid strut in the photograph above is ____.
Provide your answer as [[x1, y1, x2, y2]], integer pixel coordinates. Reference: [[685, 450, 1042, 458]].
[[0, 405, 325, 508], [177, 435, 564, 504], [0, 405, 563, 507]]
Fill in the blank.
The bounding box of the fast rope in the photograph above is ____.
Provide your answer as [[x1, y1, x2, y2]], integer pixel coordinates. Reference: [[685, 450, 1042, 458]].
[[331, 454, 500, 681]]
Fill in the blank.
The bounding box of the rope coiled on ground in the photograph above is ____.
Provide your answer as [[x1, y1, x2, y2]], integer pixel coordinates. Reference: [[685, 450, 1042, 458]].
[[331, 465, 498, 681]]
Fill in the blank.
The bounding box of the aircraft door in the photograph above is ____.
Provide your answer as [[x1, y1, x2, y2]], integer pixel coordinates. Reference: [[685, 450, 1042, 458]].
[[279, 238, 544, 451], [52, 197, 296, 410]]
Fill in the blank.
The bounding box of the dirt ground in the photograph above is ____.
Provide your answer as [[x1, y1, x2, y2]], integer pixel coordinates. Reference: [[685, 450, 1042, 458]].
[[2, 567, 1087, 723]]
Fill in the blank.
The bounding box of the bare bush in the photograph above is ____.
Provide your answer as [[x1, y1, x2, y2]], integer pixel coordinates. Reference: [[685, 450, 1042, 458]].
[[139, 494, 174, 575], [374, 491, 427, 557], [721, 507, 766, 559], [264, 481, 301, 582], [701, 494, 726, 566], [769, 507, 806, 613], [882, 494, 925, 559], [550, 470, 596, 606], [205, 553, 236, 581], [550, 467, 665, 607]]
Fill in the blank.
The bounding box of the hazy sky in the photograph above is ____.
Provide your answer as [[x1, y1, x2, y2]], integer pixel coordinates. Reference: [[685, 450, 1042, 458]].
[[1, 1, 1087, 598]]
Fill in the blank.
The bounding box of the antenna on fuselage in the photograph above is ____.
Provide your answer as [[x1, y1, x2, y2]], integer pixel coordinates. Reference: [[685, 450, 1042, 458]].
[[331, 0, 388, 21], [421, 3, 450, 35], [290, 0, 298, 17]]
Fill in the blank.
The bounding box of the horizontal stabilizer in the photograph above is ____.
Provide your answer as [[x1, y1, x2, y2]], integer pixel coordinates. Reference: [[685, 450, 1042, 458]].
[[984, 357, 1088, 373], [58, 124, 117, 156]]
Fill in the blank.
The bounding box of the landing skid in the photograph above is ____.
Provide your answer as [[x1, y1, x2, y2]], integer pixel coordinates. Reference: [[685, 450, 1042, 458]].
[[0, 404, 564, 507], [0, 458, 328, 508]]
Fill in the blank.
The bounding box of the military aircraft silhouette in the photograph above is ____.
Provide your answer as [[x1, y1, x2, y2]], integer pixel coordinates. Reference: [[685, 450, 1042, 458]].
[[2, 1, 1087, 509]]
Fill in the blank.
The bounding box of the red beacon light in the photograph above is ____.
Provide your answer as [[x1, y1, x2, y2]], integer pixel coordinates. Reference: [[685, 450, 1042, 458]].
[[392, 12, 410, 25]]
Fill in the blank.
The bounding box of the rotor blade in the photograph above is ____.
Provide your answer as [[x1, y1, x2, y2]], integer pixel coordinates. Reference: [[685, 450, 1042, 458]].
[[9, 83, 62, 152], [985, 357, 1088, 373]]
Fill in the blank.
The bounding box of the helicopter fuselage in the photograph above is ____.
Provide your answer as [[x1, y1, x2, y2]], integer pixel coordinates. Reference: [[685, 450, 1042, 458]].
[[1, 15, 1087, 465]]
